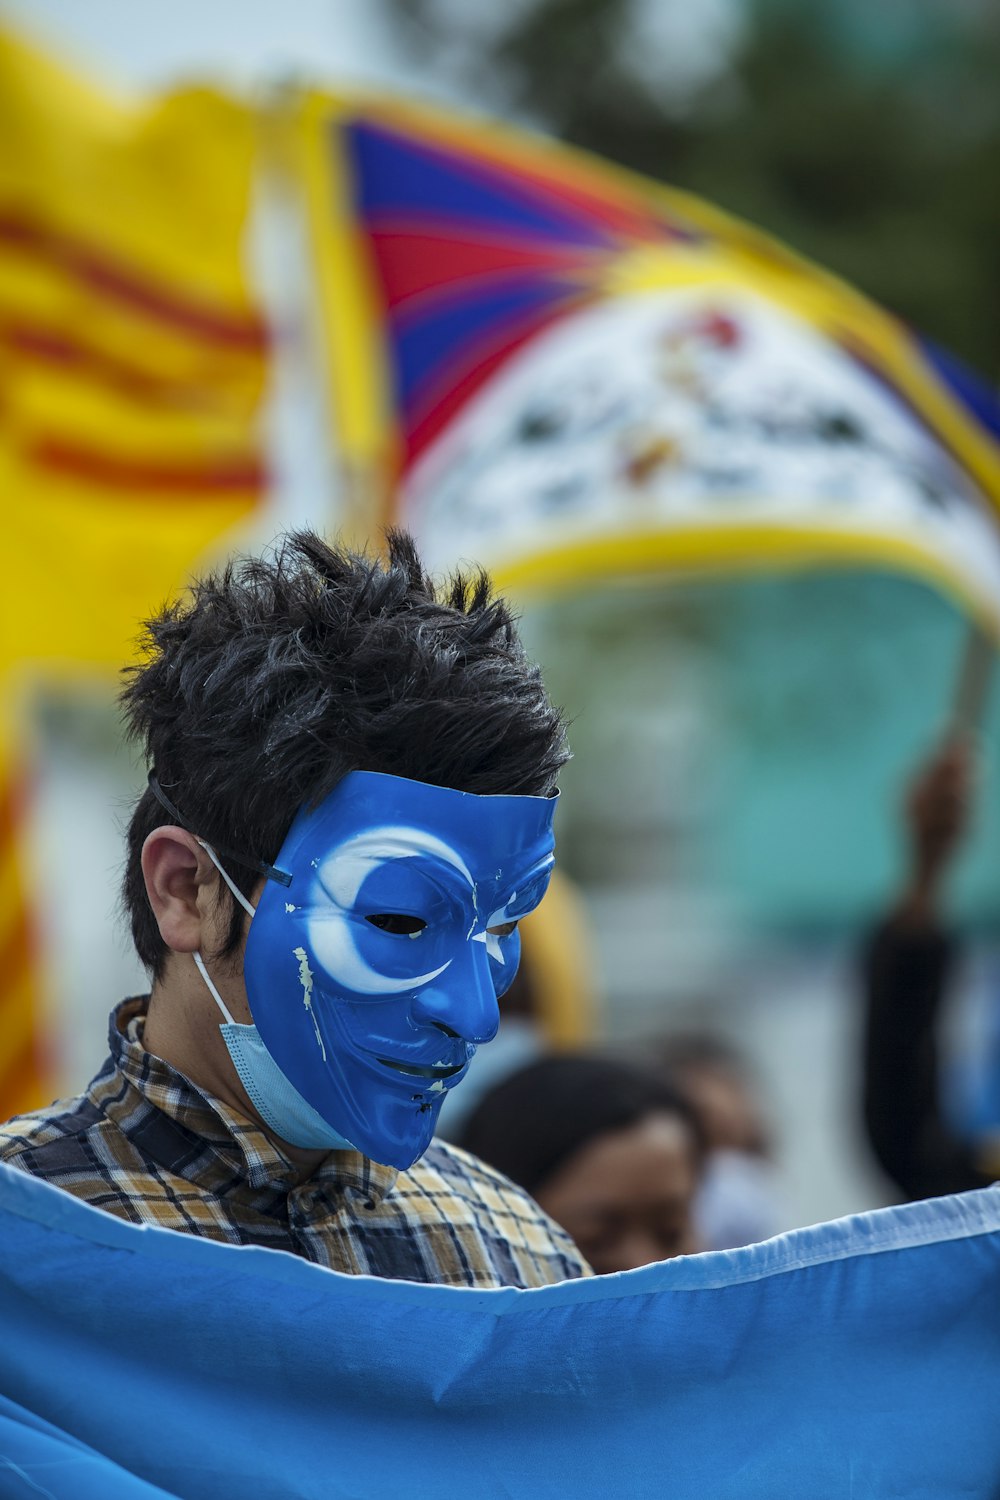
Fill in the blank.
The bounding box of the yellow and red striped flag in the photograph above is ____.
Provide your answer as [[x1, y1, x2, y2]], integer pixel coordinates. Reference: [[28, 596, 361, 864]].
[[0, 30, 271, 1118]]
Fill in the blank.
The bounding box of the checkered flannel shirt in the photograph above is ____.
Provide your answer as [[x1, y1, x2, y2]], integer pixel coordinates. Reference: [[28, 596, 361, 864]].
[[0, 999, 590, 1288]]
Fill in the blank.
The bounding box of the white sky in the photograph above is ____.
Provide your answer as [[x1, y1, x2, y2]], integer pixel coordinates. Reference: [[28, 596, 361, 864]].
[[0, 0, 742, 110], [0, 0, 426, 97]]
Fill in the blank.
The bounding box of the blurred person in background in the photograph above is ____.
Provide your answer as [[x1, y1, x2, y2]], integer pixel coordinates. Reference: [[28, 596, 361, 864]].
[[460, 1053, 703, 1274], [652, 1033, 790, 1251], [862, 738, 1000, 1199]]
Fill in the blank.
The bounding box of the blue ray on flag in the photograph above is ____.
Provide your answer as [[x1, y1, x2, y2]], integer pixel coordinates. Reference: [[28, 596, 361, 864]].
[[918, 337, 1000, 443], [345, 121, 624, 248]]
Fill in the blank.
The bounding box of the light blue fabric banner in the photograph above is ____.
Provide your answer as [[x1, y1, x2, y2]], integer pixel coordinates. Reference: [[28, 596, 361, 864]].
[[1, 1161, 998, 1499]]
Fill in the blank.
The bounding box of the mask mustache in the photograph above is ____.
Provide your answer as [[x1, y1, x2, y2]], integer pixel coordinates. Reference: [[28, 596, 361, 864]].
[[375, 1053, 469, 1080]]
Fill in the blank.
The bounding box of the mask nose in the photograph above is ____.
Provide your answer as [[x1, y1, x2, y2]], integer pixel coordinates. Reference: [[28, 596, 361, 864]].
[[410, 938, 500, 1046]]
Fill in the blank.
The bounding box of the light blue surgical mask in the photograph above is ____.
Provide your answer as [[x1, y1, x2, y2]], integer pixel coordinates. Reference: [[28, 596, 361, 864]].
[[192, 771, 557, 1169], [192, 952, 352, 1151]]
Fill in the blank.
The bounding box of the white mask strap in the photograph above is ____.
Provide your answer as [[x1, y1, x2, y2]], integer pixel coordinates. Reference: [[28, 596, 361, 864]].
[[197, 838, 257, 919], [193, 950, 237, 1026]]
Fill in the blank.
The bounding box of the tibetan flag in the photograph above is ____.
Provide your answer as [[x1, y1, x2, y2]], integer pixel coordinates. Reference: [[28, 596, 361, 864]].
[[1, 1162, 1000, 1497], [297, 93, 1000, 634], [0, 30, 271, 1120]]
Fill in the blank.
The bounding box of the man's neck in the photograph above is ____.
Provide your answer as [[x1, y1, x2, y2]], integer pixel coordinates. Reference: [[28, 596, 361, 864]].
[[143, 956, 329, 1182]]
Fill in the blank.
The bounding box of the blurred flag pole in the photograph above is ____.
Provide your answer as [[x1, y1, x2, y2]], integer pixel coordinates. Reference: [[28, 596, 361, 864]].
[[949, 623, 995, 737]]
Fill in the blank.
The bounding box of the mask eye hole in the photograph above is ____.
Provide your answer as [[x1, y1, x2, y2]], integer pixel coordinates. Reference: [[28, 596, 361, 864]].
[[366, 913, 427, 937], [487, 921, 518, 938]]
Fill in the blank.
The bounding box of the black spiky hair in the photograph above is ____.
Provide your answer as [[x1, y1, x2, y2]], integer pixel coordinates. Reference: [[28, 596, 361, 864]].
[[121, 530, 568, 976]]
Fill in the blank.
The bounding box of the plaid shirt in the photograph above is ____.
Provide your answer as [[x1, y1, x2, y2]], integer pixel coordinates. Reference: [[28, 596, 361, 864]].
[[0, 999, 589, 1289]]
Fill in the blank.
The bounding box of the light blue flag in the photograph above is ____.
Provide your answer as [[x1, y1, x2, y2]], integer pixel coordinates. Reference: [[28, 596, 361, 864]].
[[1, 1160, 999, 1499]]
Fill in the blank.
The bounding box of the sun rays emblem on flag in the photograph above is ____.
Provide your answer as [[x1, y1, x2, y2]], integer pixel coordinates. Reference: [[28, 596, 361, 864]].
[[335, 110, 704, 472]]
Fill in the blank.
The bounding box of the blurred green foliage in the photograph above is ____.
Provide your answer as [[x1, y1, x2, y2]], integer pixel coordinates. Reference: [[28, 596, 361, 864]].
[[387, 0, 1000, 379]]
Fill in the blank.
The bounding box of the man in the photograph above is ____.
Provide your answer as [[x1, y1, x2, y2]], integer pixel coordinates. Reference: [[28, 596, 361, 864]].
[[0, 531, 589, 1287]]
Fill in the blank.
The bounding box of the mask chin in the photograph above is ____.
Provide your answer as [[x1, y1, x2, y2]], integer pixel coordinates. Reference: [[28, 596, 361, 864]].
[[365, 1105, 440, 1171], [291, 1006, 455, 1169]]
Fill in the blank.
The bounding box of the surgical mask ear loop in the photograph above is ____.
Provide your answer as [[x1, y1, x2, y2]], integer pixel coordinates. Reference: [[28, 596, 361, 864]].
[[193, 840, 256, 1027], [193, 950, 237, 1026], [197, 839, 257, 919]]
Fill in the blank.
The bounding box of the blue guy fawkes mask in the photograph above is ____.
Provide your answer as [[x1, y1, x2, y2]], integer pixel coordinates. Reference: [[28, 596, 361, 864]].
[[232, 771, 557, 1170]]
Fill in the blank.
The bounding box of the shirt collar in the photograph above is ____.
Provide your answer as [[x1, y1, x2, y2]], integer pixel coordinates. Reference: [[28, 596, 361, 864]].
[[106, 998, 398, 1202]]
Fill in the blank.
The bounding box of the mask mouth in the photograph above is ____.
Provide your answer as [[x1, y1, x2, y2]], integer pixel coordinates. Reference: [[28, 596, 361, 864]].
[[376, 1058, 466, 1080]]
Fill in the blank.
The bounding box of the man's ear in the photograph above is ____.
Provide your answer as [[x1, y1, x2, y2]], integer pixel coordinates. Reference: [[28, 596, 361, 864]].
[[141, 827, 218, 955]]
